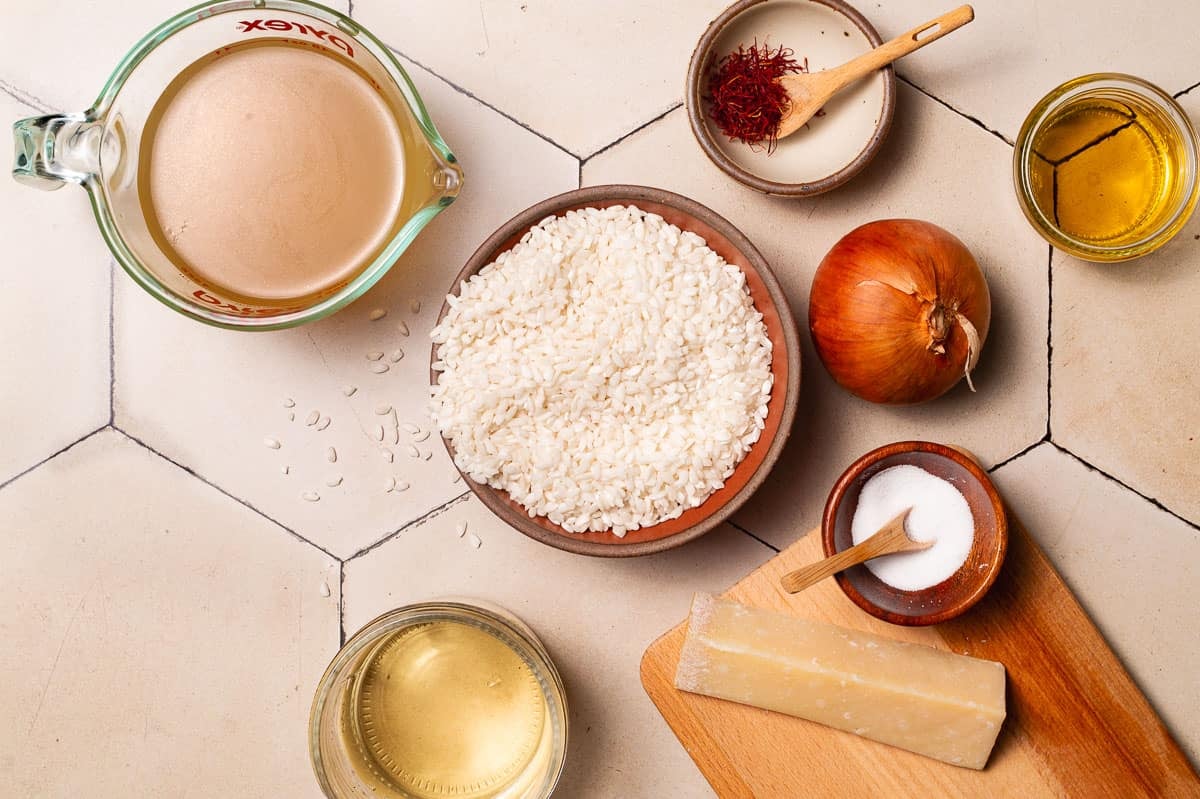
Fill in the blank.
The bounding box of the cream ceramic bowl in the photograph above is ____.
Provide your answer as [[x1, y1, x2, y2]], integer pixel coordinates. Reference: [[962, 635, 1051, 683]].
[[686, 0, 896, 196]]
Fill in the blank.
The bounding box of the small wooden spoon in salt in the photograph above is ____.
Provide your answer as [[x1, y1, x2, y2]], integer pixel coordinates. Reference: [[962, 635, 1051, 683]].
[[779, 508, 931, 594], [775, 5, 975, 140]]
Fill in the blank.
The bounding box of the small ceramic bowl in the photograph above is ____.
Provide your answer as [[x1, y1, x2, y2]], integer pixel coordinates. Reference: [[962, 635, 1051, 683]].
[[822, 441, 1007, 625], [432, 185, 801, 557], [686, 0, 896, 196]]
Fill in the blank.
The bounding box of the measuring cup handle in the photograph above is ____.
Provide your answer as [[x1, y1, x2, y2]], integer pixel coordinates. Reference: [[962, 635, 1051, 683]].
[[12, 113, 101, 190]]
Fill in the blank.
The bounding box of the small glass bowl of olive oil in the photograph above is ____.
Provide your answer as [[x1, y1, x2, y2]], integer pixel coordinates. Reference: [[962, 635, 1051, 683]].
[[310, 602, 568, 799], [1014, 73, 1199, 261]]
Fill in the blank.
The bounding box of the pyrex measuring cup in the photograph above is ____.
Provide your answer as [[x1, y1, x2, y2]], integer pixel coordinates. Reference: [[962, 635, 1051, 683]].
[[11, 0, 463, 330]]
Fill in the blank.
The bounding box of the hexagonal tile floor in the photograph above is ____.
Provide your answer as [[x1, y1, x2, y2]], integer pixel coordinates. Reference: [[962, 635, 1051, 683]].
[[3, 1, 1199, 796]]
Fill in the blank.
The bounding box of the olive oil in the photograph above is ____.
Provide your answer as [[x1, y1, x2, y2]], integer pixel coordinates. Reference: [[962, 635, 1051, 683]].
[[339, 619, 555, 798], [1026, 91, 1189, 246]]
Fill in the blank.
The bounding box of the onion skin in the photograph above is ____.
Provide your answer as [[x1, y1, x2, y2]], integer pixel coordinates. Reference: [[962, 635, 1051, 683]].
[[809, 219, 991, 405]]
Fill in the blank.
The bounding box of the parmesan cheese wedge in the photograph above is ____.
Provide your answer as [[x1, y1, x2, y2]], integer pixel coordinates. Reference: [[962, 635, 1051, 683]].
[[674, 593, 1007, 769]]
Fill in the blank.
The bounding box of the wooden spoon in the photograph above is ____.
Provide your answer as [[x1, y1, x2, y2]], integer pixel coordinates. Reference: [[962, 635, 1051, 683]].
[[775, 5, 975, 140], [779, 508, 931, 594]]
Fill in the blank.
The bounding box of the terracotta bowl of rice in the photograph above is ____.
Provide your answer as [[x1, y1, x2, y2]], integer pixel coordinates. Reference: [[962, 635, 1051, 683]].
[[430, 185, 800, 556]]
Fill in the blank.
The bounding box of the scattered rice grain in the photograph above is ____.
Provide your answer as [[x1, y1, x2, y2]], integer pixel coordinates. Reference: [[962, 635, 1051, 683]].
[[264, 437, 281, 450], [305, 410, 320, 426], [370, 363, 390, 374], [413, 429, 431, 442], [390, 349, 404, 362], [401, 422, 421, 434], [369, 308, 387, 321], [406, 444, 420, 458], [455, 521, 468, 538], [326, 447, 337, 463], [316, 416, 331, 431], [410, 299, 422, 314], [366, 351, 384, 361], [319, 582, 331, 597], [325, 475, 343, 487], [374, 404, 392, 415], [468, 533, 482, 549], [342, 385, 358, 397], [397, 320, 410, 337], [283, 398, 295, 408], [302, 491, 320, 502]]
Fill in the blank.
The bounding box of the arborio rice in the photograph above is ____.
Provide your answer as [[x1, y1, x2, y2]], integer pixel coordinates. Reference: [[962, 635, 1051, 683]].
[[430, 205, 772, 536]]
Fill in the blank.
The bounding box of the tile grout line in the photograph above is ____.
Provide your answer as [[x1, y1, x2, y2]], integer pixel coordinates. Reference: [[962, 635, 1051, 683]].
[[338, 561, 347, 647], [0, 78, 51, 114], [1174, 79, 1200, 98], [988, 437, 1047, 474], [113, 426, 343, 561], [0, 426, 108, 492], [896, 74, 1013, 147], [345, 491, 472, 561], [579, 101, 685, 166], [1047, 441, 1200, 535], [384, 44, 582, 160], [108, 262, 116, 426], [727, 520, 781, 553], [1044, 244, 1054, 439]]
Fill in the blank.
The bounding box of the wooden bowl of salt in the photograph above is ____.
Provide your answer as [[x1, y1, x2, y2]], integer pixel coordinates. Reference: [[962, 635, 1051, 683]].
[[822, 441, 1007, 626]]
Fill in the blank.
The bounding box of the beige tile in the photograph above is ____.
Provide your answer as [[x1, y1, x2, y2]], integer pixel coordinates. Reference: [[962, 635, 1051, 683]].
[[0, 93, 110, 486], [0, 429, 338, 797], [864, 1, 1200, 142], [990, 443, 1200, 765], [351, 0, 728, 156], [0, 0, 349, 113], [1050, 91, 1200, 525], [343, 496, 773, 799], [114, 56, 578, 559], [585, 84, 1048, 548]]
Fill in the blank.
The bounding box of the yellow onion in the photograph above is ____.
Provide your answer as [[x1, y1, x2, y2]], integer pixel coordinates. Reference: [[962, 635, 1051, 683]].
[[809, 219, 990, 405]]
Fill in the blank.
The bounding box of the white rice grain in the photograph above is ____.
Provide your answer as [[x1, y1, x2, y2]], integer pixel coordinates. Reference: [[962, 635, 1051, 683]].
[[430, 205, 772, 536]]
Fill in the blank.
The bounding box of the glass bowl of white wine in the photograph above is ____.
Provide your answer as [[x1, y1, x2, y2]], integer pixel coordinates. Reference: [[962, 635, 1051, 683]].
[[310, 601, 568, 799]]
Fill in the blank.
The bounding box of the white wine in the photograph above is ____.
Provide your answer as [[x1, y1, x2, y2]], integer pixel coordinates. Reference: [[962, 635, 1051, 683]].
[[341, 620, 556, 798]]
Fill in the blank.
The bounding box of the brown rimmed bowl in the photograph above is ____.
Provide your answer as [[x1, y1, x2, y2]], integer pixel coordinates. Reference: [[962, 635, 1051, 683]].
[[686, 0, 896, 197], [822, 441, 1007, 625], [431, 185, 801, 557]]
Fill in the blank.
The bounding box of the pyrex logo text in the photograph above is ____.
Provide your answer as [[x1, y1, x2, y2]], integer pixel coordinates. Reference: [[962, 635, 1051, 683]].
[[238, 19, 354, 57]]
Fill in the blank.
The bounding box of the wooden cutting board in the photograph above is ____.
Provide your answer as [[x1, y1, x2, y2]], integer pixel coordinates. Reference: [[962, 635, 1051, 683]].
[[641, 516, 1199, 798]]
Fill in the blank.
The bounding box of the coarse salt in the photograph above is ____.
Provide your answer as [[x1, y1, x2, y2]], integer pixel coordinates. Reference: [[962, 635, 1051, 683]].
[[850, 465, 975, 591]]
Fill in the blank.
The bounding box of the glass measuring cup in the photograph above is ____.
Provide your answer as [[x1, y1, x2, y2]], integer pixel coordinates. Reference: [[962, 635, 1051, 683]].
[[11, 0, 463, 330]]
